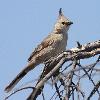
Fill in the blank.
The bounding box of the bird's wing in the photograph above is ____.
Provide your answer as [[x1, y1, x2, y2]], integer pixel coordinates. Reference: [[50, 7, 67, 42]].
[[28, 34, 54, 62]]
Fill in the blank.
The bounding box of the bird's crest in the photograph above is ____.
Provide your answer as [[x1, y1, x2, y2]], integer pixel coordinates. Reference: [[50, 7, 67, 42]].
[[59, 8, 63, 16]]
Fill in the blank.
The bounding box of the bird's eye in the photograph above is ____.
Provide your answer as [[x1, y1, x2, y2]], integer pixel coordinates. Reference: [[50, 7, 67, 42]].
[[62, 22, 65, 25]]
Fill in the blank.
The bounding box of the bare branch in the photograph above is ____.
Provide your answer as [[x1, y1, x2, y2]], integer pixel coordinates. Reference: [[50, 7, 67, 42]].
[[5, 40, 100, 100], [87, 81, 100, 100], [5, 87, 35, 100]]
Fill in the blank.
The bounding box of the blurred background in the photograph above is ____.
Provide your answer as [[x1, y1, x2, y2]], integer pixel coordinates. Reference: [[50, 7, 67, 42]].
[[0, 0, 100, 100]]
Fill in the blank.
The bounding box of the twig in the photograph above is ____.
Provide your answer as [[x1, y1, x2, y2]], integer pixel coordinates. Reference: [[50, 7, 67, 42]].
[[77, 63, 100, 96], [54, 83, 62, 100], [5, 87, 35, 100], [87, 80, 100, 100]]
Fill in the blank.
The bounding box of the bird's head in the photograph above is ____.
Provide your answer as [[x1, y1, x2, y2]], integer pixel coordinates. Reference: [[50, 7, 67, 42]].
[[54, 8, 73, 33]]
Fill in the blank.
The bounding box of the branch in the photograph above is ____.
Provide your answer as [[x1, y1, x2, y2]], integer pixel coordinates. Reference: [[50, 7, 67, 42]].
[[27, 40, 100, 99], [27, 58, 66, 100], [87, 80, 100, 100], [5, 87, 35, 100]]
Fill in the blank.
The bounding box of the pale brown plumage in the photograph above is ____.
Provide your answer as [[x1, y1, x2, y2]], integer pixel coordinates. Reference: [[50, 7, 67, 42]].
[[5, 8, 73, 93]]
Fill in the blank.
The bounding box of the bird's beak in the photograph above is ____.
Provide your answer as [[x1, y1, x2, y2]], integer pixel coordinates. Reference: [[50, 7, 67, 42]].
[[67, 21, 73, 25]]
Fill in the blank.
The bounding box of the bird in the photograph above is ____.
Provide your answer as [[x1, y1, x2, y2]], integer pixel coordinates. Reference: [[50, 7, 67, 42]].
[[5, 8, 73, 93]]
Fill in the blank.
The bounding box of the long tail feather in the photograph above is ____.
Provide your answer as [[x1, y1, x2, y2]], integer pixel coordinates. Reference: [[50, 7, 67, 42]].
[[5, 62, 36, 92]]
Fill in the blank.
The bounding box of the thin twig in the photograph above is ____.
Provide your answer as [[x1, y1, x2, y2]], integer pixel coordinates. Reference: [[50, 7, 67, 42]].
[[5, 87, 35, 100], [54, 83, 62, 100], [87, 81, 100, 100]]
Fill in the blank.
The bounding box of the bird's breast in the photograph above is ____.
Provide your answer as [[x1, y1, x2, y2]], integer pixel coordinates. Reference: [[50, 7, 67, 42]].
[[51, 33, 68, 55]]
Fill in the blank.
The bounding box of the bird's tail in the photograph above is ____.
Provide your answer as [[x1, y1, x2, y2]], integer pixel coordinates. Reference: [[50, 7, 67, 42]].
[[5, 62, 37, 93]]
